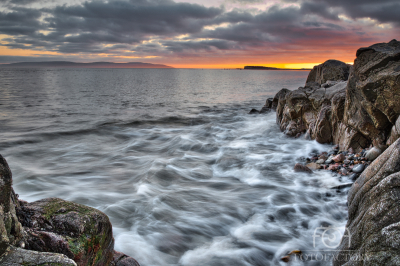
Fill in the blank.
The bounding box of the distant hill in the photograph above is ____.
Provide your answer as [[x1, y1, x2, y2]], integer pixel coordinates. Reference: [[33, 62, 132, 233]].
[[244, 66, 311, 70], [0, 61, 173, 69]]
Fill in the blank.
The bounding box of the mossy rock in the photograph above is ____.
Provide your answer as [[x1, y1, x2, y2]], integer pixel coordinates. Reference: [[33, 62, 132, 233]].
[[17, 198, 114, 266]]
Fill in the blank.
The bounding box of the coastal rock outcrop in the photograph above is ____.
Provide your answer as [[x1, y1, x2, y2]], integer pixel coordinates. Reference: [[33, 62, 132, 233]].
[[306, 60, 351, 85], [274, 40, 400, 151], [0, 154, 139, 266], [334, 137, 400, 265]]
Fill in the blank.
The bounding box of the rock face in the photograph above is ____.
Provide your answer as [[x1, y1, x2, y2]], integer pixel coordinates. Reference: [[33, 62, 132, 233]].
[[0, 154, 139, 266], [334, 138, 400, 265], [343, 39, 400, 149], [306, 60, 351, 85], [275, 40, 400, 151]]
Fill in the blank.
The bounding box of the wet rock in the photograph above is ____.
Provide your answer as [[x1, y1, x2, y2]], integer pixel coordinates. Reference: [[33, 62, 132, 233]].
[[17, 198, 115, 266], [332, 153, 345, 163], [352, 164, 365, 173], [306, 162, 321, 170], [334, 137, 400, 265], [316, 159, 325, 164], [248, 109, 259, 114], [293, 163, 313, 174], [111, 251, 140, 266], [365, 147, 382, 161], [280, 255, 290, 262], [349, 173, 359, 181]]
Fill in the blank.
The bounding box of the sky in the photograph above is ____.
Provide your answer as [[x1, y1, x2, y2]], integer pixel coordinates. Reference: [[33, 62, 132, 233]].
[[0, 0, 398, 68]]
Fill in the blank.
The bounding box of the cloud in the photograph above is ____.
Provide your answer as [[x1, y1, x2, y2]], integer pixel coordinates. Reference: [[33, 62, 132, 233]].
[[0, 0, 397, 64]]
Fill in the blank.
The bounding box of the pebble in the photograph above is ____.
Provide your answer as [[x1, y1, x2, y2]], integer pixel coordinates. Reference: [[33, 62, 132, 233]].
[[349, 173, 359, 181], [306, 162, 321, 170], [340, 168, 349, 175], [333, 153, 345, 163], [365, 147, 382, 161], [352, 164, 365, 173], [316, 159, 325, 164]]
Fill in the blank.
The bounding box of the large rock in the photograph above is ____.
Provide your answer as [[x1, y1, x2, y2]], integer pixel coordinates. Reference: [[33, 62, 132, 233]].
[[306, 60, 351, 85], [343, 39, 400, 150], [17, 198, 115, 266], [277, 79, 347, 141], [334, 138, 400, 265]]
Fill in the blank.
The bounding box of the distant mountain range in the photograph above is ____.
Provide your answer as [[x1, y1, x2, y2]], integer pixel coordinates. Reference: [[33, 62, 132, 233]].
[[244, 66, 311, 70], [0, 61, 173, 69]]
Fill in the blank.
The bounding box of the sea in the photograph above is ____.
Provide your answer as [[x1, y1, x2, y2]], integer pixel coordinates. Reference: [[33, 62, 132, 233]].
[[0, 68, 351, 266]]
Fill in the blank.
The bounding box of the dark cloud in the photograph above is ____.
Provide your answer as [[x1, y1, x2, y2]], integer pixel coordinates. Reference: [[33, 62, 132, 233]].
[[304, 0, 400, 25], [0, 7, 42, 35], [0, 0, 396, 60]]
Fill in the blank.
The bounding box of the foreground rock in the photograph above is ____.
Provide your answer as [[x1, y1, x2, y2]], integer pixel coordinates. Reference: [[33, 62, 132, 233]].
[[0, 154, 139, 266], [274, 40, 400, 151], [334, 138, 400, 265], [17, 198, 114, 266]]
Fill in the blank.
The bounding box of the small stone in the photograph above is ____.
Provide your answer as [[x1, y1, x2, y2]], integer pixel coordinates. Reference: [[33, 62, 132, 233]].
[[347, 154, 354, 160], [288, 250, 302, 255], [281, 256, 290, 262], [328, 164, 338, 171], [348, 147, 354, 154], [294, 163, 313, 173], [316, 159, 325, 164], [352, 164, 365, 173], [318, 155, 328, 161], [343, 159, 350, 164], [349, 173, 359, 181], [306, 162, 322, 170], [365, 147, 382, 161], [340, 168, 349, 175], [333, 153, 345, 163]]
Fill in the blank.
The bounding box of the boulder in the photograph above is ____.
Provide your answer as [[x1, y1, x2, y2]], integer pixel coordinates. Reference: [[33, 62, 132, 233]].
[[306, 60, 351, 85], [16, 198, 115, 266], [334, 138, 400, 265]]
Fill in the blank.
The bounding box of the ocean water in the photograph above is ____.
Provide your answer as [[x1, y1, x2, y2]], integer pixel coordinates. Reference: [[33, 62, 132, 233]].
[[0, 68, 350, 266]]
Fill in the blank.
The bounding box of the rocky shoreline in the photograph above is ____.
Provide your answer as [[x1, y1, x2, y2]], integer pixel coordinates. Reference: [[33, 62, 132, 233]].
[[252, 39, 400, 265]]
